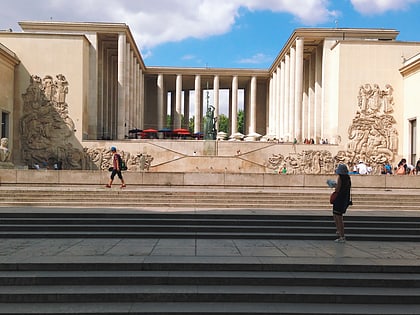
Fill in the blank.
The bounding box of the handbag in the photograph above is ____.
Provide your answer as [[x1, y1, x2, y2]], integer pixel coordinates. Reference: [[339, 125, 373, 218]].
[[330, 191, 338, 204]]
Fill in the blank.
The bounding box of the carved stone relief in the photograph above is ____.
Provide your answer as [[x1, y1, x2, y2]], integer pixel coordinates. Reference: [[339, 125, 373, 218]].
[[83, 147, 154, 171], [20, 74, 82, 169], [267, 83, 398, 174], [20, 74, 155, 171]]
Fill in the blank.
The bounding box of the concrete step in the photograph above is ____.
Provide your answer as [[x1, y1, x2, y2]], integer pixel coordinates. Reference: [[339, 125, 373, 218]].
[[1, 302, 420, 314], [0, 265, 420, 314], [1, 213, 420, 240], [2, 189, 420, 210]]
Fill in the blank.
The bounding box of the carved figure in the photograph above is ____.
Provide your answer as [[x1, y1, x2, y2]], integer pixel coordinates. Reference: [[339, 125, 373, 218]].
[[0, 138, 11, 162], [382, 84, 394, 113]]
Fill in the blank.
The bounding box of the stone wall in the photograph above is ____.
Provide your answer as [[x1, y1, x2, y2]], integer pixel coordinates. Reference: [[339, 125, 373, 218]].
[[0, 169, 419, 190]]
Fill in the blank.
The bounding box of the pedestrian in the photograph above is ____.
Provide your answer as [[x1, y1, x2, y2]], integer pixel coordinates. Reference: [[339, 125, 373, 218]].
[[332, 164, 352, 243], [356, 160, 368, 175], [105, 146, 126, 188]]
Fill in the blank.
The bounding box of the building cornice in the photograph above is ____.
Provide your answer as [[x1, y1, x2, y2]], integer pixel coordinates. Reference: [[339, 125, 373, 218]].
[[18, 21, 146, 70], [400, 53, 420, 77], [0, 43, 20, 66], [269, 28, 399, 73], [145, 66, 268, 77]]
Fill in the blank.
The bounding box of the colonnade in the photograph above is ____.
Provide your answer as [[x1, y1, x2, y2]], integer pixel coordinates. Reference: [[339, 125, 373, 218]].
[[152, 72, 264, 137], [102, 35, 324, 142], [268, 38, 324, 143], [97, 33, 145, 140], [116, 34, 144, 139]]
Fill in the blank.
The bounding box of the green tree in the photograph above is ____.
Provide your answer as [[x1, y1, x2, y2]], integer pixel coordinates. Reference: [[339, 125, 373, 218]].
[[189, 116, 195, 134], [238, 109, 244, 134], [217, 114, 229, 133]]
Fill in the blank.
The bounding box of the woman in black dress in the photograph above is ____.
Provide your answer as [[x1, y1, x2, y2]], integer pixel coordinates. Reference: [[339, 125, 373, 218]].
[[333, 164, 351, 243]]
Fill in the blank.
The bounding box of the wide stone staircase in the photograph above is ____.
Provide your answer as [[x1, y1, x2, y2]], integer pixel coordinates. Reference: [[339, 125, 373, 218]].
[[1, 186, 420, 211], [0, 257, 420, 314], [1, 187, 420, 314]]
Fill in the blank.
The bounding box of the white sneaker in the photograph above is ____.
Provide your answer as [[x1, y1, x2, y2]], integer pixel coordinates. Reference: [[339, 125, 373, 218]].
[[334, 237, 346, 243]]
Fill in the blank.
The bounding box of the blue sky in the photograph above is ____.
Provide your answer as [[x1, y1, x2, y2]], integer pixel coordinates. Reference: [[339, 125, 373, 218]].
[[1, 0, 420, 69]]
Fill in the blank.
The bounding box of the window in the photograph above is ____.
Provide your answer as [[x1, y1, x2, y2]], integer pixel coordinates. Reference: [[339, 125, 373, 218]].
[[1, 112, 9, 139], [410, 118, 416, 165]]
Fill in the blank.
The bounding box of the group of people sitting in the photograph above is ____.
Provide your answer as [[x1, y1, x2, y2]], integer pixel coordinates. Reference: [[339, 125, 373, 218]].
[[393, 158, 420, 175], [349, 159, 420, 175]]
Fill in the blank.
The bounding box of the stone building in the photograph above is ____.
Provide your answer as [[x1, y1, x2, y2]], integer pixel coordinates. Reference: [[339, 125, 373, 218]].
[[0, 21, 419, 173]]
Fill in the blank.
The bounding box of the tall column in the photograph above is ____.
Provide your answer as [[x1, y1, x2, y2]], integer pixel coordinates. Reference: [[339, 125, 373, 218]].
[[279, 61, 285, 139], [289, 47, 296, 141], [129, 50, 135, 130], [295, 37, 304, 142], [231, 75, 238, 135], [271, 68, 280, 138], [175, 74, 182, 129], [183, 90, 190, 129], [139, 68, 144, 129], [134, 63, 139, 129], [249, 76, 257, 134], [213, 75, 220, 132], [117, 34, 126, 139], [157, 74, 165, 130], [284, 54, 290, 140], [125, 42, 130, 137], [315, 44, 323, 142], [309, 53, 316, 141], [268, 73, 274, 135], [194, 75, 201, 134], [302, 59, 309, 140]]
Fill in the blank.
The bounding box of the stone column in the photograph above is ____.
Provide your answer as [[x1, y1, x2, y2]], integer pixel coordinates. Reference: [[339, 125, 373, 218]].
[[139, 68, 145, 129], [231, 75, 238, 135], [249, 76, 257, 134], [157, 74, 165, 130], [268, 73, 274, 136], [194, 75, 201, 134], [117, 33, 126, 139], [279, 62, 285, 139], [213, 75, 220, 131], [289, 47, 296, 141], [284, 54, 290, 140], [294, 37, 304, 142], [125, 42, 131, 137], [183, 90, 190, 129], [129, 50, 134, 131], [175, 74, 182, 129], [308, 53, 316, 141], [315, 44, 323, 142]]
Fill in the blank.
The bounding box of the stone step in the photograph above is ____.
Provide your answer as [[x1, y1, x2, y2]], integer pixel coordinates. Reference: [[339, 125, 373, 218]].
[[1, 270, 419, 287], [1, 284, 420, 304], [2, 189, 420, 210], [1, 302, 419, 315], [1, 213, 420, 240]]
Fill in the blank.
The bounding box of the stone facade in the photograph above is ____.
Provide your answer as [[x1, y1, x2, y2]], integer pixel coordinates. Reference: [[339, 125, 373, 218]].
[[1, 22, 420, 173]]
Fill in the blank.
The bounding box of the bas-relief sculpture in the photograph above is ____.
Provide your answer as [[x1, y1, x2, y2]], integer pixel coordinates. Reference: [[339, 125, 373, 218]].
[[83, 147, 153, 171], [20, 74, 82, 169], [20, 74, 154, 171], [268, 83, 398, 174]]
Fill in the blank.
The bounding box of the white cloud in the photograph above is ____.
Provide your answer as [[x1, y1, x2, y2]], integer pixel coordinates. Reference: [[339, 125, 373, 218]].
[[237, 53, 273, 65], [350, 0, 420, 14]]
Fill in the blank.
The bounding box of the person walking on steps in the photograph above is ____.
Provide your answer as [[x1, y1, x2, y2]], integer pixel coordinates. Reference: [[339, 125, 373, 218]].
[[332, 164, 351, 243], [105, 146, 126, 188]]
